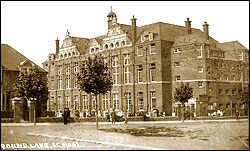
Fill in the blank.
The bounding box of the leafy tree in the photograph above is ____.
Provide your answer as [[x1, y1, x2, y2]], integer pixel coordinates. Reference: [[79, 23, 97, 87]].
[[13, 68, 49, 117], [77, 55, 113, 129], [239, 86, 249, 116], [174, 82, 193, 122]]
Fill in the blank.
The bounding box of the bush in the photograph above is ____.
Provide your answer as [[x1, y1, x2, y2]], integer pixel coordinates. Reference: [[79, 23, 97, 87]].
[[1, 110, 13, 118]]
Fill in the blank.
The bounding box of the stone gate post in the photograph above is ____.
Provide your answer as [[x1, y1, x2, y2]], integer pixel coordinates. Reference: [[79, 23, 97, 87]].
[[28, 98, 36, 123], [12, 97, 21, 123]]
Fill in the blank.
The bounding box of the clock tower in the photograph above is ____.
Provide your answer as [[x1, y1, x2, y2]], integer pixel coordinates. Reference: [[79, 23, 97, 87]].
[[107, 6, 117, 29]]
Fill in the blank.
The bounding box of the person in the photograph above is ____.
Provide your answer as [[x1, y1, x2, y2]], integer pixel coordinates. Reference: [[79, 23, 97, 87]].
[[106, 112, 110, 122], [63, 109, 68, 125], [67, 109, 71, 123], [235, 110, 239, 120], [143, 112, 147, 121], [111, 110, 116, 124]]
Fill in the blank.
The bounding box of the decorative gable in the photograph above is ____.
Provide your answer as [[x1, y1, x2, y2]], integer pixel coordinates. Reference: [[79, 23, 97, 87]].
[[107, 26, 125, 37]]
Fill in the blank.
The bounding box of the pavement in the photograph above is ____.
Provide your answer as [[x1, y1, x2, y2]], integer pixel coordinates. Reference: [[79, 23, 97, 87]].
[[1, 118, 248, 126]]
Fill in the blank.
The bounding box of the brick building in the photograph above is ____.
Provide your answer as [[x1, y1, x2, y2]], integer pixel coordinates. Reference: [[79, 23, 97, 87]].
[[1, 44, 47, 114], [43, 10, 249, 117]]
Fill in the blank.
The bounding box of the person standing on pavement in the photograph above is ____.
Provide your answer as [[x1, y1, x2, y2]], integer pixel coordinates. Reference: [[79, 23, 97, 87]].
[[111, 110, 116, 124], [235, 110, 239, 120]]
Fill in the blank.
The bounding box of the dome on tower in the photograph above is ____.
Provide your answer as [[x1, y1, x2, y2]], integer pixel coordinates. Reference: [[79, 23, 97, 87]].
[[107, 11, 116, 17]]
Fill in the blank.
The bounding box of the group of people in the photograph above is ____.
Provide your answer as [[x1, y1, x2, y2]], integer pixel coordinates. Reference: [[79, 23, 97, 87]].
[[106, 110, 117, 124]]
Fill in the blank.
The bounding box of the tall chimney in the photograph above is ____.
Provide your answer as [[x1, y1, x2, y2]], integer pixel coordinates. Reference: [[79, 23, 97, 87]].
[[185, 18, 192, 34], [131, 15, 137, 44], [203, 21, 209, 40], [56, 37, 59, 54]]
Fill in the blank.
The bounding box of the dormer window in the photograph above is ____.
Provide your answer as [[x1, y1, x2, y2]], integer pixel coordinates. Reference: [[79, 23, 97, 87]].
[[141, 32, 153, 42], [144, 35, 149, 41], [116, 42, 120, 48]]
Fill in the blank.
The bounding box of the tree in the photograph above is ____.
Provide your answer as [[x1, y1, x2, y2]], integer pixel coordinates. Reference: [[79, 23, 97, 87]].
[[77, 55, 113, 129], [174, 82, 193, 122], [13, 68, 49, 117]]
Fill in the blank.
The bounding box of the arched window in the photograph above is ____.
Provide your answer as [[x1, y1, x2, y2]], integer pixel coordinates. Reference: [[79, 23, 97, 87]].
[[105, 44, 108, 50], [110, 43, 114, 49], [68, 52, 71, 57], [60, 54, 63, 59], [73, 51, 75, 56], [121, 41, 125, 47], [91, 48, 94, 53], [64, 53, 67, 58], [116, 42, 120, 48]]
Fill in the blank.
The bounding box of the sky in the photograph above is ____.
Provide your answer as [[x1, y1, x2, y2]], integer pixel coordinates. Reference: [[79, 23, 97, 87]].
[[1, 1, 249, 67]]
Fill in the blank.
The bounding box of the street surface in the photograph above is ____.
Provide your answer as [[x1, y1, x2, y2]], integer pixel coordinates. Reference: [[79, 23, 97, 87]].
[[1, 119, 249, 150]]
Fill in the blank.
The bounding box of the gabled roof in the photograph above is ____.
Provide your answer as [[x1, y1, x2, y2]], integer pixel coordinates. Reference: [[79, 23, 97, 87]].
[[219, 41, 248, 51], [1, 44, 47, 72], [71, 37, 90, 54]]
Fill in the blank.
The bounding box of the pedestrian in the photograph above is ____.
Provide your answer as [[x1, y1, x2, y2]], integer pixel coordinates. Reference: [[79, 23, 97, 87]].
[[67, 109, 71, 123], [63, 109, 67, 125], [236, 110, 239, 120], [143, 112, 147, 121], [111, 110, 116, 124]]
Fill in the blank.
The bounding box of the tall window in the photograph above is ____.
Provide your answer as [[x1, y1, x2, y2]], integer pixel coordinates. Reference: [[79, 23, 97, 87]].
[[124, 54, 130, 84], [175, 76, 180, 82], [58, 65, 62, 75], [74, 74, 78, 88], [83, 95, 88, 110], [150, 63, 156, 82], [74, 95, 79, 110], [66, 75, 70, 88], [113, 93, 119, 110], [102, 93, 108, 110], [74, 62, 78, 73], [92, 95, 96, 109], [51, 78, 54, 89], [58, 76, 62, 89], [137, 65, 143, 83], [125, 92, 132, 111], [150, 91, 156, 109], [58, 96, 62, 110], [137, 45, 143, 56], [112, 55, 118, 67], [66, 64, 70, 88], [66, 96, 70, 108], [150, 43, 156, 54], [138, 92, 144, 110], [113, 68, 118, 84], [198, 46, 202, 58], [124, 66, 130, 84]]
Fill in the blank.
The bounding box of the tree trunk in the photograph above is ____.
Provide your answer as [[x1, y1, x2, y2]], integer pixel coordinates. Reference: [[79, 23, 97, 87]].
[[96, 94, 98, 130], [181, 103, 185, 122]]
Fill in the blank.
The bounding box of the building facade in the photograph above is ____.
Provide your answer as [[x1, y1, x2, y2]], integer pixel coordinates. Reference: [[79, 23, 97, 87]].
[[1, 44, 48, 114], [43, 10, 249, 116]]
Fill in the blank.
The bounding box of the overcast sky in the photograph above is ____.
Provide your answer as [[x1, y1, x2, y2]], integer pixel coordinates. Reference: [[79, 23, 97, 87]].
[[1, 1, 249, 67]]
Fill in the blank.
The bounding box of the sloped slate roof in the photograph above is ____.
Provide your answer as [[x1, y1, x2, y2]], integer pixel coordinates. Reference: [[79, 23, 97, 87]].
[[219, 41, 248, 51], [1, 44, 46, 72], [71, 37, 90, 54]]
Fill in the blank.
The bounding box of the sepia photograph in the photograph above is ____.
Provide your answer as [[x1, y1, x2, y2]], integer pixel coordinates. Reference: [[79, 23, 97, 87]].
[[1, 1, 249, 150]]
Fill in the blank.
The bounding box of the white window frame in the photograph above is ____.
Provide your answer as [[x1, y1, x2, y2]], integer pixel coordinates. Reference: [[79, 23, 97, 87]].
[[66, 96, 70, 108], [92, 95, 96, 109], [74, 95, 79, 110], [150, 43, 156, 54], [113, 93, 119, 110], [137, 46, 143, 56], [102, 94, 108, 110], [174, 48, 181, 53], [175, 76, 180, 82], [83, 95, 88, 110], [137, 65, 143, 83], [113, 68, 118, 85], [150, 91, 156, 109], [138, 92, 144, 110], [58, 76, 62, 89], [174, 62, 180, 67], [124, 66, 130, 84], [150, 63, 156, 82], [125, 93, 131, 111], [198, 81, 204, 88]]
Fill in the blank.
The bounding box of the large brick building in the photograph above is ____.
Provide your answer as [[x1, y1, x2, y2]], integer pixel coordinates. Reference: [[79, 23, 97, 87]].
[[43, 10, 249, 117]]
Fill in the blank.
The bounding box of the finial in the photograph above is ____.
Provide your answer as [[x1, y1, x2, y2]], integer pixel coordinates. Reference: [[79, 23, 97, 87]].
[[111, 3, 112, 12], [66, 29, 70, 37], [56, 37, 58, 40], [133, 15, 134, 18]]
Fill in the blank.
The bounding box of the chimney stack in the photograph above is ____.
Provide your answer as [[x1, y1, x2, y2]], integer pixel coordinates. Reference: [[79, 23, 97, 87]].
[[203, 21, 209, 40], [56, 37, 59, 54], [185, 18, 192, 34], [131, 15, 137, 44]]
